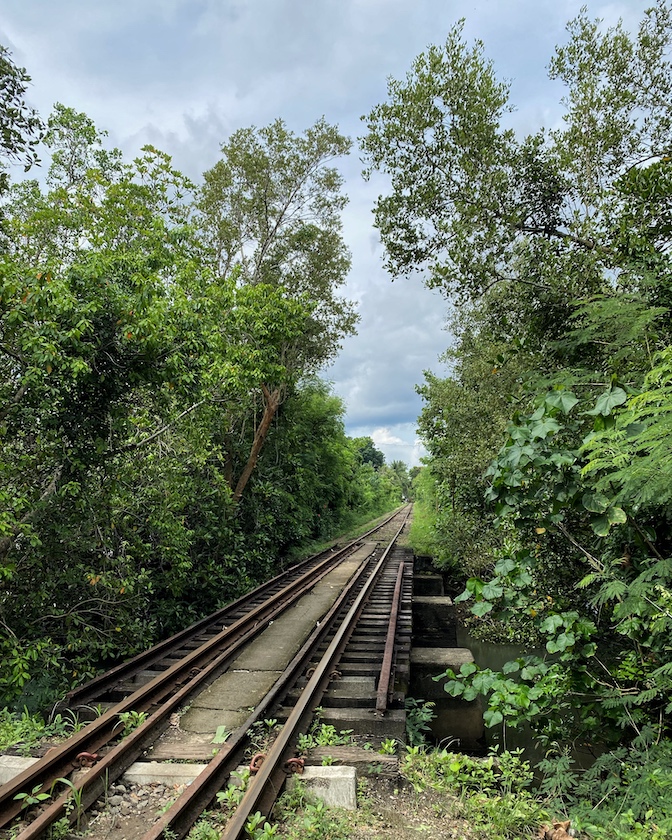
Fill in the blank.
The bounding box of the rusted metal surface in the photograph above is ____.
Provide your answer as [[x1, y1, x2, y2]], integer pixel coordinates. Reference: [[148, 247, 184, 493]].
[[139, 553, 376, 840], [376, 560, 405, 713], [2, 506, 412, 839], [0, 541, 370, 832], [220, 514, 409, 840], [65, 508, 405, 709]]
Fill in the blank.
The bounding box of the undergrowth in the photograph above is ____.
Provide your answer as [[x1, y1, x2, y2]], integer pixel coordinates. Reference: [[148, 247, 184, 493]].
[[0, 707, 84, 754]]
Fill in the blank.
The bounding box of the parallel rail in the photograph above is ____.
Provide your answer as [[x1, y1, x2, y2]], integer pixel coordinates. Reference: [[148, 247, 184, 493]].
[[1, 506, 413, 839]]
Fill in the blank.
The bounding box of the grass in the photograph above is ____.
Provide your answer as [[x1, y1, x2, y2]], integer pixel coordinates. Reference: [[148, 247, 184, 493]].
[[285, 504, 403, 564]]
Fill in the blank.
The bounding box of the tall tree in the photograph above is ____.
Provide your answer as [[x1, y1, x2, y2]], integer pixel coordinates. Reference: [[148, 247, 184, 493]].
[[198, 118, 357, 500]]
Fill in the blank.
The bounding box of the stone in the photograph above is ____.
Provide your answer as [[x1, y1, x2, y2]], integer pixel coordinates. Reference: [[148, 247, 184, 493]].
[[287, 765, 357, 810]]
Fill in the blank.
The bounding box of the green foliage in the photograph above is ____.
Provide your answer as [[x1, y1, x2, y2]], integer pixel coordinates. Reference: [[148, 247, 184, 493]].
[[275, 790, 351, 840], [0, 45, 43, 190], [116, 710, 148, 738], [401, 746, 547, 838], [245, 811, 278, 840], [0, 707, 83, 754], [404, 697, 435, 746], [378, 738, 397, 755], [297, 723, 354, 753], [0, 78, 389, 706], [13, 782, 51, 809]]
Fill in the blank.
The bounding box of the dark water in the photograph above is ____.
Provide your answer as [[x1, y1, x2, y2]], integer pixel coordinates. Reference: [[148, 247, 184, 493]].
[[456, 624, 600, 772], [456, 624, 547, 762]]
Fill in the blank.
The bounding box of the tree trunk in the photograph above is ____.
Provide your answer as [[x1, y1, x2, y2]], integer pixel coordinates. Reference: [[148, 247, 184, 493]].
[[232, 386, 281, 503]]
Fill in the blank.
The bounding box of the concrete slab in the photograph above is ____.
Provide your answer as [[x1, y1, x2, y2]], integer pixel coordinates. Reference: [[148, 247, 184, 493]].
[[179, 551, 371, 738], [191, 670, 283, 710], [180, 708, 250, 734], [122, 760, 206, 786], [320, 707, 406, 741], [412, 596, 456, 646], [409, 647, 484, 747], [413, 575, 444, 596], [287, 765, 357, 810], [233, 558, 365, 671], [0, 755, 39, 785]]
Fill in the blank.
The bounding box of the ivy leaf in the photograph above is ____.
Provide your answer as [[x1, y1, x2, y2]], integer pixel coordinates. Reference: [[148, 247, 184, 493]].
[[590, 514, 611, 537], [482, 581, 504, 600], [483, 709, 503, 727], [607, 506, 627, 525], [587, 387, 628, 416], [582, 491, 610, 513], [545, 390, 579, 414], [459, 662, 478, 677], [471, 601, 494, 617], [503, 660, 520, 674]]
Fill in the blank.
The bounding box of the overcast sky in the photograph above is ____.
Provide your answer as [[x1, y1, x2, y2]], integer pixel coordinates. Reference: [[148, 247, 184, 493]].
[[0, 0, 646, 465]]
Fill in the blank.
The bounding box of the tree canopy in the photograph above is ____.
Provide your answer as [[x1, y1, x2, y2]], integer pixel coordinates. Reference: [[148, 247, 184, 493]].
[[0, 87, 399, 709]]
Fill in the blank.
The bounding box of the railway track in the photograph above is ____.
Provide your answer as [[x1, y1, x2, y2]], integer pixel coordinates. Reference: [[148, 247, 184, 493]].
[[0, 506, 413, 839]]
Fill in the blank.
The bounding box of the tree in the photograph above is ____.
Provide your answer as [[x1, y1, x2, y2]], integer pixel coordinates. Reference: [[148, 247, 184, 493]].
[[363, 1, 672, 767], [198, 118, 358, 500], [352, 436, 385, 469], [0, 45, 43, 191], [361, 3, 672, 304]]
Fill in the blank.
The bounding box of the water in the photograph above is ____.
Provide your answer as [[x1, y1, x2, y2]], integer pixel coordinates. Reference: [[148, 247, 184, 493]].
[[456, 624, 546, 762]]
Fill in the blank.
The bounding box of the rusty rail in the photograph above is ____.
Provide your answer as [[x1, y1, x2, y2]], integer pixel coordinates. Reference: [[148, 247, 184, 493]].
[[220, 513, 409, 840], [0, 543, 367, 832], [65, 506, 405, 709], [2, 506, 412, 839], [376, 559, 405, 713]]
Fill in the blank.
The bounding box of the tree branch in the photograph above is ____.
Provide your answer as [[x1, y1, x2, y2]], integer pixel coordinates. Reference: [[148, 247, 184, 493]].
[[0, 466, 63, 562], [518, 224, 597, 251], [0, 380, 30, 422], [116, 399, 209, 454]]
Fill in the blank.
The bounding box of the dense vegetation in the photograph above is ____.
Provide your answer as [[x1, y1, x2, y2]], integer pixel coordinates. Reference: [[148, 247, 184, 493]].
[[363, 1, 672, 836], [0, 52, 409, 711]]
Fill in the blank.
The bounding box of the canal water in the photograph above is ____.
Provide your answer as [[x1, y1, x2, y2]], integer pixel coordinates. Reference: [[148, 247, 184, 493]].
[[456, 624, 601, 772]]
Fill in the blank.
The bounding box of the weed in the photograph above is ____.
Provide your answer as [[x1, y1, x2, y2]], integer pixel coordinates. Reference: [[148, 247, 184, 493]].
[[13, 783, 51, 809], [245, 811, 277, 839], [116, 709, 148, 737], [0, 707, 84, 754], [54, 777, 84, 828], [274, 779, 312, 819], [247, 719, 280, 753], [379, 738, 397, 755], [405, 697, 435, 746], [188, 819, 220, 840], [279, 799, 350, 840], [48, 817, 70, 840], [321, 754, 335, 765]]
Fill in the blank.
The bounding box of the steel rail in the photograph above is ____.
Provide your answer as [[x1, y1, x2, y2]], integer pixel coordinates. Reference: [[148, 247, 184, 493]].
[[3, 507, 409, 838], [0, 545, 362, 830], [376, 560, 405, 713], [139, 552, 377, 840], [64, 506, 404, 709], [221, 512, 410, 840]]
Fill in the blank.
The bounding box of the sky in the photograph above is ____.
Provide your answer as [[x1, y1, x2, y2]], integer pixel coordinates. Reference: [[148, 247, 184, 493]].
[[0, 0, 646, 465]]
